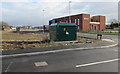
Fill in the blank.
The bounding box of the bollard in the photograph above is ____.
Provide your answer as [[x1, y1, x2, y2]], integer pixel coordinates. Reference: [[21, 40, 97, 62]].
[[97, 34, 102, 39]]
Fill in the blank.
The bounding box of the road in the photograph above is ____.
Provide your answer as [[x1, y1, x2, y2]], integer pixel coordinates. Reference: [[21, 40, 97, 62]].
[[2, 33, 119, 72]]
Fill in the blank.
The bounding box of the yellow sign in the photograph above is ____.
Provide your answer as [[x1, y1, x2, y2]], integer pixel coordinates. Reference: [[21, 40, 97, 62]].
[[64, 28, 66, 31]]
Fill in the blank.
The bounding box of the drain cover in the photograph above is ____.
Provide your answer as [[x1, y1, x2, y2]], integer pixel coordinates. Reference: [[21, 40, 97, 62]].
[[34, 61, 48, 67]]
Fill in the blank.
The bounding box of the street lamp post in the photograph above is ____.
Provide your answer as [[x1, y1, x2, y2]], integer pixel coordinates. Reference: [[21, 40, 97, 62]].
[[43, 9, 45, 26], [118, 1, 120, 33], [43, 9, 45, 33], [69, 1, 71, 23]]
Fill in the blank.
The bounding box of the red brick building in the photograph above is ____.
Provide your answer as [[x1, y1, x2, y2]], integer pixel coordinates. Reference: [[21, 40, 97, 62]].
[[49, 14, 106, 31]]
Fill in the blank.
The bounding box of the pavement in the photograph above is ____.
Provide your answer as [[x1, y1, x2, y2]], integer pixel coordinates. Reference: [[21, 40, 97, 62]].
[[1, 33, 118, 58]]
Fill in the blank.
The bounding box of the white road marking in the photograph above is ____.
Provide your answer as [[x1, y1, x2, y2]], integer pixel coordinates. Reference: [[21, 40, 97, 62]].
[[5, 61, 13, 72], [102, 39, 115, 42], [98, 44, 118, 48], [34, 61, 48, 67], [76, 59, 119, 68]]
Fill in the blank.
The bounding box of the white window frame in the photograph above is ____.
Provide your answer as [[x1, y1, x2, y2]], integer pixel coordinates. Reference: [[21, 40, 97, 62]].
[[75, 18, 77, 23], [69, 20, 71, 23]]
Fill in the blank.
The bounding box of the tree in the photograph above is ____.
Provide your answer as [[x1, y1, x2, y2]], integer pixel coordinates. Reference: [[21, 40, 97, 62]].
[[109, 19, 118, 24], [108, 19, 119, 29], [110, 22, 120, 29], [0, 21, 10, 30]]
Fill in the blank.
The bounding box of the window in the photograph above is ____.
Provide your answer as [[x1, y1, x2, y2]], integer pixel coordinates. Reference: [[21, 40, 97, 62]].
[[91, 25, 93, 30], [94, 26, 96, 30], [66, 19, 68, 23], [66, 20, 68, 23], [78, 26, 80, 30]]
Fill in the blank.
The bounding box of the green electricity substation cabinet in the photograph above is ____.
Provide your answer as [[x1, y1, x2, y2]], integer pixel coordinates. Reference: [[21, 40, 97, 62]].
[[49, 23, 77, 41]]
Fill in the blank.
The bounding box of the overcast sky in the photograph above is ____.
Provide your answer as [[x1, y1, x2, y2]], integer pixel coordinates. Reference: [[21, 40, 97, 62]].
[[0, 0, 119, 26]]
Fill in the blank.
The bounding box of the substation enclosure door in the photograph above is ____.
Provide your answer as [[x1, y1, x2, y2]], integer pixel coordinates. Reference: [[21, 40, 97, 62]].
[[49, 23, 77, 41]]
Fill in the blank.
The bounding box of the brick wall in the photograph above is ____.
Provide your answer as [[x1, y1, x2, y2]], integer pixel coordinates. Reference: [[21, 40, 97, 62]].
[[49, 14, 106, 31], [81, 14, 90, 31]]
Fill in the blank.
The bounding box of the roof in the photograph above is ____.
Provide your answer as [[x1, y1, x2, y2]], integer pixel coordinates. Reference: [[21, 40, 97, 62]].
[[53, 13, 90, 20], [50, 23, 76, 26]]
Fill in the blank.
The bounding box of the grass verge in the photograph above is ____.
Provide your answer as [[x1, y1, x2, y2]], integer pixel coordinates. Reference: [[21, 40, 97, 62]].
[[1, 30, 99, 50], [79, 30, 119, 34]]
